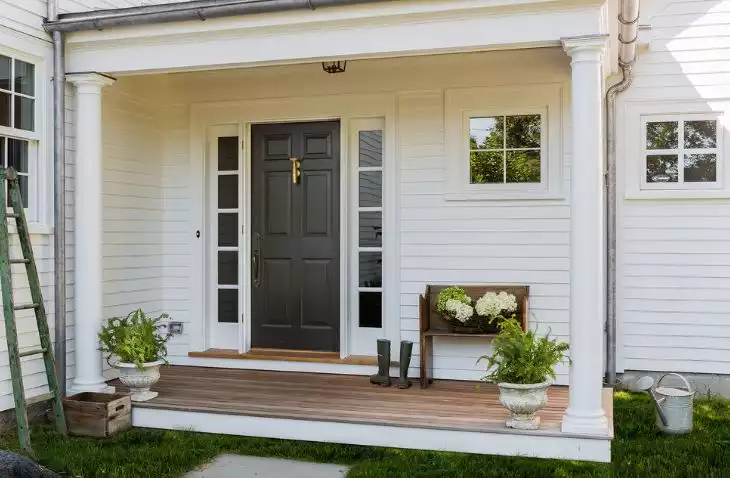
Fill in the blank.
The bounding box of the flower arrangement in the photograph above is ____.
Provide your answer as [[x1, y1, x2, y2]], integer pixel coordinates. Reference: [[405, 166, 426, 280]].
[[436, 287, 520, 332], [475, 291, 518, 324], [98, 309, 171, 370], [436, 287, 474, 323]]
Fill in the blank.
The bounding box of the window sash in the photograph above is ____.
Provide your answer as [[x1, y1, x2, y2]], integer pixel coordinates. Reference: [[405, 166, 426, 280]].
[[642, 115, 722, 190]]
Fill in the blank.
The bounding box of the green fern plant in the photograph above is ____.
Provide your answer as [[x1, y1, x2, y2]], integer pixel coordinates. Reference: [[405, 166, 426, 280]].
[[98, 309, 171, 370], [478, 318, 568, 384]]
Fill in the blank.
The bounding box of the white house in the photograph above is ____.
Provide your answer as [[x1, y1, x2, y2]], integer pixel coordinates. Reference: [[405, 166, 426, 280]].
[[0, 0, 728, 464]]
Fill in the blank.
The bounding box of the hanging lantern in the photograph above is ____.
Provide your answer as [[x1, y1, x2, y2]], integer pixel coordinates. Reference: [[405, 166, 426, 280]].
[[322, 61, 347, 74]]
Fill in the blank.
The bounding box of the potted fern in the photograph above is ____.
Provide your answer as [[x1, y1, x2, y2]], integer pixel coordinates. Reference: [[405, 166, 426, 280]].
[[478, 318, 568, 430], [98, 309, 171, 402]]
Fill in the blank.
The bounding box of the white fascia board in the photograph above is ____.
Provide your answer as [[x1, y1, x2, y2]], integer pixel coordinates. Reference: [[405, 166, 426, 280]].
[[65, 1, 608, 74]]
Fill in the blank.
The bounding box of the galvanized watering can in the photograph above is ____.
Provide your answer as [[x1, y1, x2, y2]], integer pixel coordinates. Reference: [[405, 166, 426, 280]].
[[636, 373, 694, 435]]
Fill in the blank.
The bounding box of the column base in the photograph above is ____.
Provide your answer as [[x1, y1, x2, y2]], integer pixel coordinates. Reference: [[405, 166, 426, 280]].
[[561, 408, 609, 436], [70, 379, 116, 395]]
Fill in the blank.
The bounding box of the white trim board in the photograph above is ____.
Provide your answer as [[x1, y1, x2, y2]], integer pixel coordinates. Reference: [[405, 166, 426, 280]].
[[132, 407, 612, 462], [64, 4, 606, 74]]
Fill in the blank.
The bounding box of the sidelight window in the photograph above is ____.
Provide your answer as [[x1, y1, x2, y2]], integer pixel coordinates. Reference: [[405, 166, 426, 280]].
[[216, 136, 240, 324], [356, 129, 383, 329]]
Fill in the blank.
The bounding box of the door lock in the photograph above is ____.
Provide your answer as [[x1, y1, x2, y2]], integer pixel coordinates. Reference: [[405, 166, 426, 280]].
[[290, 157, 301, 185]]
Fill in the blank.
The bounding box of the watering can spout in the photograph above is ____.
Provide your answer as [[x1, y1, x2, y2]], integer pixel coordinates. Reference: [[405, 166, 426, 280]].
[[635, 376, 669, 426]]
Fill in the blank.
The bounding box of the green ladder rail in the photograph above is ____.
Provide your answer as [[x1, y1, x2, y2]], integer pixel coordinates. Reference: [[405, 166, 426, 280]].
[[0, 167, 67, 454]]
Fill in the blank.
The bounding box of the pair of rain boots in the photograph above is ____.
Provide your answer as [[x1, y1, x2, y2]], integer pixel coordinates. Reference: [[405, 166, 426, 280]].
[[369, 339, 413, 389]]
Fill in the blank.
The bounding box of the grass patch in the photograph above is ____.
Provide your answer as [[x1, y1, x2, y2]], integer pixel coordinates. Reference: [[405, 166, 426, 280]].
[[0, 392, 728, 477]]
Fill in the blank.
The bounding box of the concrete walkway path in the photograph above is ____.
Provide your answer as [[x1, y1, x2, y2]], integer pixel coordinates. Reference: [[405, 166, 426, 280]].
[[184, 455, 350, 478]]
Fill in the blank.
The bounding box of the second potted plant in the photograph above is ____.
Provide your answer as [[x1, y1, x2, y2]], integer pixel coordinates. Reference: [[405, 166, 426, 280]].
[[99, 309, 171, 402], [478, 318, 568, 430]]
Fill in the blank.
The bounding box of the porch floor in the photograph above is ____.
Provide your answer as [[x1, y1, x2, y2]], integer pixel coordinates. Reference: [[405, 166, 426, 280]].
[[117, 366, 613, 461]]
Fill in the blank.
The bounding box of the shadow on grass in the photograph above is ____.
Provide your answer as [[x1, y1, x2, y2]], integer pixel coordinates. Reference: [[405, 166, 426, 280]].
[[0, 392, 727, 477]]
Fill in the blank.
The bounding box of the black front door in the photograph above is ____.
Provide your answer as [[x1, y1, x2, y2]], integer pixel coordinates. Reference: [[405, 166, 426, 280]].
[[251, 121, 340, 351]]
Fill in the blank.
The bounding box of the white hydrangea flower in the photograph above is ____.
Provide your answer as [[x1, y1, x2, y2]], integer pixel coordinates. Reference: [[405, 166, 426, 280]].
[[445, 299, 474, 323], [475, 291, 517, 321]]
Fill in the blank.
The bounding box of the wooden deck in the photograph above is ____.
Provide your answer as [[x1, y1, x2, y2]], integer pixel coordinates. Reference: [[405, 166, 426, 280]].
[[117, 365, 612, 437]]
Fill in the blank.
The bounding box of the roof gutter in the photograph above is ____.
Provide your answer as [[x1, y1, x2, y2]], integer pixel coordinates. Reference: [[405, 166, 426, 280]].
[[45, 0, 394, 34], [606, 0, 640, 386]]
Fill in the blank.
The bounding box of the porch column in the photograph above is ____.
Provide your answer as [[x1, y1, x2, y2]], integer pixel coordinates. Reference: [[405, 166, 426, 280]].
[[67, 73, 115, 393], [561, 36, 609, 435]]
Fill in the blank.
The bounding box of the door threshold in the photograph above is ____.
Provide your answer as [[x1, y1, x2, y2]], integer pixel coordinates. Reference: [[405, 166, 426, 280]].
[[188, 348, 388, 366]]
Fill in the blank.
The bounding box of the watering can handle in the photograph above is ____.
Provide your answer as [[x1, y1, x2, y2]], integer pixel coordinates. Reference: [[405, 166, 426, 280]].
[[657, 372, 692, 393]]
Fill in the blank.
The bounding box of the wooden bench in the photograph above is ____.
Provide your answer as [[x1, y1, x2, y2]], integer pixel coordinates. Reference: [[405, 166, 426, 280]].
[[419, 285, 529, 388]]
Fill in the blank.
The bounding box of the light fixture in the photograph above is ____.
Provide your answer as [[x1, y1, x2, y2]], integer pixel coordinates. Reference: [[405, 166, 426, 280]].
[[322, 61, 347, 74]]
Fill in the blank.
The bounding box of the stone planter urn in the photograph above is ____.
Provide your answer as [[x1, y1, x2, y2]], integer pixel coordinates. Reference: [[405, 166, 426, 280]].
[[497, 380, 551, 430], [115, 360, 164, 402]]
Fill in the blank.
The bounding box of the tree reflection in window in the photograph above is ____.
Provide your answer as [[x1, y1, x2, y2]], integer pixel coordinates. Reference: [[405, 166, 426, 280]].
[[469, 115, 541, 184]]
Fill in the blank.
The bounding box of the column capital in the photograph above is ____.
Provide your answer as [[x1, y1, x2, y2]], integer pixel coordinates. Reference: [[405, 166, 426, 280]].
[[561, 35, 608, 63], [66, 72, 116, 89]]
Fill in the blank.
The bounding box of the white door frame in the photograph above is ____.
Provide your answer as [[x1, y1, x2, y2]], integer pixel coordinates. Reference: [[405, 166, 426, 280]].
[[191, 93, 399, 360]]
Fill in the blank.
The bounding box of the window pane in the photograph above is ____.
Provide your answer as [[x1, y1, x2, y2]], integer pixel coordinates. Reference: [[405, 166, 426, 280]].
[[646, 154, 678, 183], [218, 213, 238, 247], [470, 117, 503, 150], [359, 291, 382, 328], [506, 150, 541, 183], [506, 115, 541, 149], [218, 136, 238, 171], [359, 171, 382, 207], [16, 175, 28, 208], [470, 151, 503, 184], [218, 289, 238, 323], [359, 251, 382, 287], [218, 175, 238, 209], [14, 60, 34, 96], [0, 92, 9, 127], [359, 211, 382, 247], [359, 130, 382, 167], [218, 251, 238, 285], [8, 138, 28, 172], [684, 121, 716, 149], [14, 96, 33, 131], [684, 154, 717, 182], [0, 56, 9, 91], [646, 122, 678, 150]]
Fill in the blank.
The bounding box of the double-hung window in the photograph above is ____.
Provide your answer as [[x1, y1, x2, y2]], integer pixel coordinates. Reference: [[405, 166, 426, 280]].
[[0, 53, 36, 209]]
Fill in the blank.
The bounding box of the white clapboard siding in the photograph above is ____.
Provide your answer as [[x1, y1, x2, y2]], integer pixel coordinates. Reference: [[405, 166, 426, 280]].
[[58, 0, 183, 14], [0, 0, 47, 40], [616, 0, 730, 375]]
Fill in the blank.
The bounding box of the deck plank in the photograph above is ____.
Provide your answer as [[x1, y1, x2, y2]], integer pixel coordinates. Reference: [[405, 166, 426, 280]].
[[115, 366, 611, 436]]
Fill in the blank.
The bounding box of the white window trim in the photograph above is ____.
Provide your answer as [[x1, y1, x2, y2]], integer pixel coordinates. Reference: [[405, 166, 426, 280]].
[[624, 101, 730, 200], [0, 42, 52, 233], [445, 84, 563, 201], [641, 114, 722, 191]]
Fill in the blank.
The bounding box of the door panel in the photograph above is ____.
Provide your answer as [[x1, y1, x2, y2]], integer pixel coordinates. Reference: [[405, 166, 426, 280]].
[[251, 121, 340, 351]]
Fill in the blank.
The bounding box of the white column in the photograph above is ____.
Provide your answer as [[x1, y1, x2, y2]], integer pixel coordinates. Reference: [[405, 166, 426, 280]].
[[561, 36, 610, 435], [67, 73, 115, 394]]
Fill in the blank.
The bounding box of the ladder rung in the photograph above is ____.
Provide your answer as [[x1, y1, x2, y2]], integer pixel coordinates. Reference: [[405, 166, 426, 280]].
[[18, 348, 46, 358], [26, 392, 55, 407], [6, 214, 19, 219], [14, 303, 39, 311], [10, 259, 30, 265]]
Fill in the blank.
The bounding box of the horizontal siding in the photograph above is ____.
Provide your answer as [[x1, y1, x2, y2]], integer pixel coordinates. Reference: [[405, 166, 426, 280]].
[[618, 0, 730, 376], [59, 0, 183, 14], [397, 83, 572, 384], [0, 0, 47, 40]]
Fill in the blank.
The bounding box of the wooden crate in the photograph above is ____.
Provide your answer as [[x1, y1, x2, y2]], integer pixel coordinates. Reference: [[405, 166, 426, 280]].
[[63, 392, 132, 438]]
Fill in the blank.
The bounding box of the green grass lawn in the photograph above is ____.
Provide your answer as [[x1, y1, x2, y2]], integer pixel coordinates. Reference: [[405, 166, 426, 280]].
[[1, 391, 728, 477]]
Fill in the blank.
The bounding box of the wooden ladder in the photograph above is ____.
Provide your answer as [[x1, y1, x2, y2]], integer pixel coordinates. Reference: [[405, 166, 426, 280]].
[[0, 167, 67, 453]]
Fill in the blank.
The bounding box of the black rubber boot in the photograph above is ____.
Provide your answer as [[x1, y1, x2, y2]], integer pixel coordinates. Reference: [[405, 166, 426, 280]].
[[370, 339, 391, 386], [396, 341, 413, 389]]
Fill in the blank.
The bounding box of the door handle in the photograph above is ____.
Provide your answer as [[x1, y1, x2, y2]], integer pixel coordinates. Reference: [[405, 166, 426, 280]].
[[252, 232, 262, 287], [290, 157, 301, 185]]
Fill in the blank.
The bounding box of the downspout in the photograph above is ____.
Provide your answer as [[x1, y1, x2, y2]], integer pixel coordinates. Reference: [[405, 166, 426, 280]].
[[45, 0, 394, 33], [606, 0, 640, 386], [48, 0, 67, 396]]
